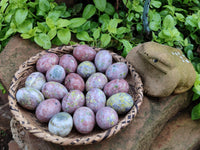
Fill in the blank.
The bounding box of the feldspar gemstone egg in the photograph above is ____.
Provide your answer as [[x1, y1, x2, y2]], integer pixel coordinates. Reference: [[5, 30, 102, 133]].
[[59, 54, 78, 73], [48, 112, 73, 137], [62, 90, 85, 114], [25, 72, 46, 91], [36, 53, 59, 73], [86, 88, 106, 113], [96, 107, 118, 130], [106, 92, 134, 114], [85, 72, 108, 91], [64, 73, 85, 92], [16, 87, 44, 110], [77, 61, 96, 78], [73, 107, 95, 134], [73, 45, 96, 62], [95, 50, 112, 72], [36, 98, 61, 123], [42, 81, 68, 100], [46, 65, 66, 83], [106, 62, 128, 80], [104, 79, 129, 97]]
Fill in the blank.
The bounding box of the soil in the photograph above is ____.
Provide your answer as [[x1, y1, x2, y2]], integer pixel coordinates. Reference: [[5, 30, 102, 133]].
[[0, 128, 13, 150], [0, 90, 13, 150]]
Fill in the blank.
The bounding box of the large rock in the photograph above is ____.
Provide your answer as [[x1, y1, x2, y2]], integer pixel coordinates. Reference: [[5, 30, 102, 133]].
[[0, 35, 42, 90], [150, 108, 200, 150], [126, 42, 196, 97]]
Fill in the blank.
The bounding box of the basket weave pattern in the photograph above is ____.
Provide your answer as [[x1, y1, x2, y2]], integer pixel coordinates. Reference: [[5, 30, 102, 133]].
[[8, 45, 143, 146]]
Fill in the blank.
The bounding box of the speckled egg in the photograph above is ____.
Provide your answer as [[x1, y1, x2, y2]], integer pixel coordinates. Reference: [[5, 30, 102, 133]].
[[106, 92, 134, 114], [25, 72, 46, 91], [62, 90, 85, 114], [96, 107, 118, 130], [73, 45, 96, 62], [36, 98, 61, 123], [36, 53, 59, 73], [106, 62, 128, 80], [86, 73, 108, 91], [104, 79, 129, 97], [46, 65, 66, 83], [48, 112, 73, 137], [64, 73, 85, 92], [77, 61, 96, 78], [16, 87, 44, 110], [59, 54, 78, 73], [42, 81, 68, 100], [95, 50, 112, 72], [86, 88, 106, 113], [73, 107, 95, 134]]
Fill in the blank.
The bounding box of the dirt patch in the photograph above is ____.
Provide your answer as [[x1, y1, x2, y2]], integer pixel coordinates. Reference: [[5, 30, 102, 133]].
[[0, 128, 13, 150]]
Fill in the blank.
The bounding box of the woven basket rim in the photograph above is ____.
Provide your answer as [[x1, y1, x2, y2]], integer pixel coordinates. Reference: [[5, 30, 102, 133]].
[[8, 45, 143, 146]]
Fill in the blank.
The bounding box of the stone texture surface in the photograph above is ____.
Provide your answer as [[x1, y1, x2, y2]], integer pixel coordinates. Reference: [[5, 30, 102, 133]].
[[150, 109, 200, 150], [0, 35, 42, 90], [126, 42, 196, 97], [0, 35, 198, 150]]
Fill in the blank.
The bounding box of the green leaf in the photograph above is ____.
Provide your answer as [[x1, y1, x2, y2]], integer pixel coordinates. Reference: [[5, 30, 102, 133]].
[[108, 19, 122, 34], [72, 3, 83, 15], [99, 14, 110, 24], [37, 22, 49, 33], [76, 31, 93, 41], [196, 63, 200, 73], [187, 50, 194, 60], [192, 93, 200, 101], [105, 2, 115, 15], [93, 28, 100, 39], [81, 21, 91, 31], [39, 0, 50, 12], [34, 33, 51, 49], [0, 0, 8, 13], [184, 44, 194, 53], [46, 17, 55, 29], [93, 0, 107, 12], [82, 4, 96, 19], [151, 0, 162, 8], [120, 39, 133, 57], [52, 36, 62, 46], [69, 18, 86, 28], [185, 15, 198, 27], [100, 34, 111, 47], [15, 8, 28, 25], [0, 83, 6, 94], [48, 28, 57, 40], [149, 11, 161, 31], [136, 24, 143, 32], [47, 10, 62, 22], [56, 19, 71, 28], [117, 27, 128, 34], [191, 103, 200, 120], [133, 5, 143, 13], [175, 13, 185, 22], [163, 15, 175, 29], [127, 13, 134, 22], [57, 28, 71, 44], [17, 19, 33, 33]]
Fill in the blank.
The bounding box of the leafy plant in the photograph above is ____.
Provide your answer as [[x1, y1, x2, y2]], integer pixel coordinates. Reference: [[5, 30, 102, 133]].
[[0, 83, 6, 94]]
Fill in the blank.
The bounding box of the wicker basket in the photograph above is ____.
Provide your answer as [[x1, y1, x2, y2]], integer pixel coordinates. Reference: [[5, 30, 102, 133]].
[[8, 45, 143, 146]]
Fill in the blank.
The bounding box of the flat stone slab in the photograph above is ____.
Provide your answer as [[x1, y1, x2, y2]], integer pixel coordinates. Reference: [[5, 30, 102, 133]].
[[0, 35, 42, 89], [150, 108, 200, 150], [0, 36, 194, 149]]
